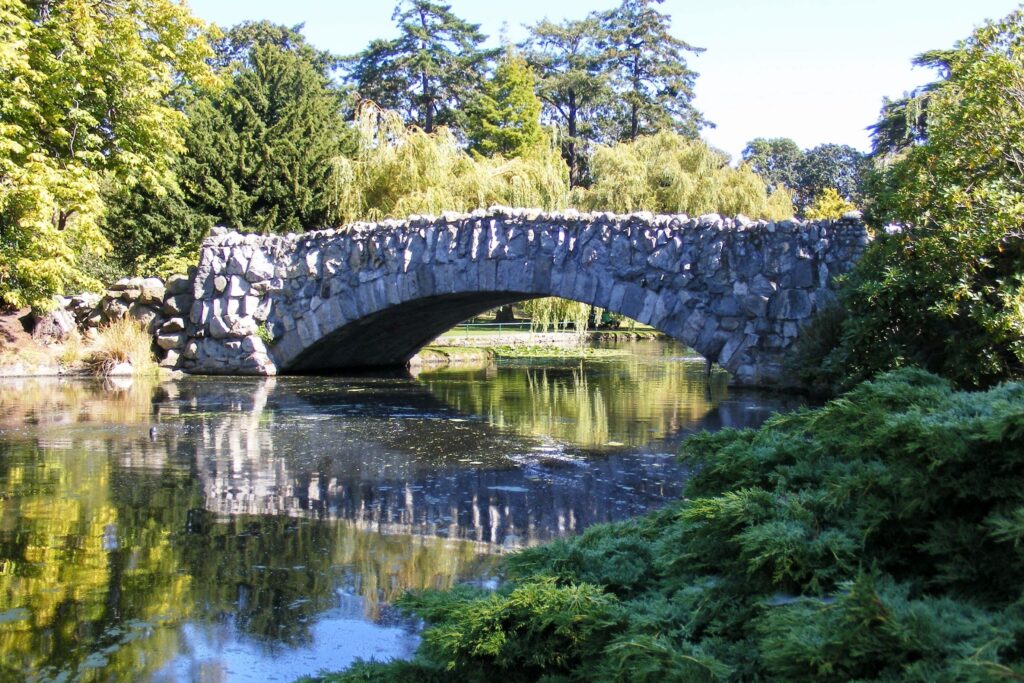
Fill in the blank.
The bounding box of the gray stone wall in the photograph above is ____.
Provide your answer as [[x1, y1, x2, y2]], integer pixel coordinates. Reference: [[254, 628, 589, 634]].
[[178, 208, 869, 387]]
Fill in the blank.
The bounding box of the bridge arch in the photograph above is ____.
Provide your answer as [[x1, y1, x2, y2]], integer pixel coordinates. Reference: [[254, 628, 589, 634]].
[[178, 208, 868, 387]]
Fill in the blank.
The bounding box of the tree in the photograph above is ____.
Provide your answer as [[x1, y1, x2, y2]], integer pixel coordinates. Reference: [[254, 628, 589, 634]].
[[210, 20, 341, 76], [0, 0, 213, 309], [333, 104, 569, 223], [795, 143, 869, 212], [741, 137, 805, 195], [818, 10, 1024, 389], [575, 131, 793, 219], [523, 17, 610, 186], [465, 52, 545, 158], [343, 1, 494, 133], [597, 0, 707, 142], [106, 29, 355, 260], [803, 187, 856, 220]]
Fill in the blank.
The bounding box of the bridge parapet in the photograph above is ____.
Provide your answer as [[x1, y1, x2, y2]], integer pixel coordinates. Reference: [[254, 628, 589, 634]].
[[178, 208, 869, 387]]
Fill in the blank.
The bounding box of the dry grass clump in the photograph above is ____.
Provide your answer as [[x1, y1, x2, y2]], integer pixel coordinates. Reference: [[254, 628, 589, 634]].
[[84, 318, 157, 376]]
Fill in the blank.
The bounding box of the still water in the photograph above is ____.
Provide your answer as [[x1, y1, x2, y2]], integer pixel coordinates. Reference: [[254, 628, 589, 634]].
[[0, 341, 802, 682]]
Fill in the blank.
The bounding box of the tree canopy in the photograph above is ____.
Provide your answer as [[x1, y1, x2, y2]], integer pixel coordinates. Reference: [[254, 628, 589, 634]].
[[105, 23, 355, 265], [576, 131, 793, 219], [0, 0, 214, 309], [811, 9, 1024, 389], [343, 1, 494, 133], [465, 51, 546, 158], [597, 0, 707, 141]]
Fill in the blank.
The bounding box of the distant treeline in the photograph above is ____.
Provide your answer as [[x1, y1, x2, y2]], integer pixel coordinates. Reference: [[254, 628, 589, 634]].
[[0, 0, 864, 309]]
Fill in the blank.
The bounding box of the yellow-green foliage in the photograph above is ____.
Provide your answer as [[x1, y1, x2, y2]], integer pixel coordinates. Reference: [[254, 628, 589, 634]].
[[333, 105, 570, 223], [575, 131, 794, 220], [85, 318, 156, 376], [0, 0, 215, 311], [804, 187, 856, 220], [133, 247, 197, 281], [519, 297, 593, 340]]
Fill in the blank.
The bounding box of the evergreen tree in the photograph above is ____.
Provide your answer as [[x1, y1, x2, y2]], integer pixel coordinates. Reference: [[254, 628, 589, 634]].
[[106, 31, 354, 263], [210, 20, 341, 76], [343, 1, 494, 133], [465, 52, 545, 158], [598, 0, 707, 141], [523, 17, 610, 186]]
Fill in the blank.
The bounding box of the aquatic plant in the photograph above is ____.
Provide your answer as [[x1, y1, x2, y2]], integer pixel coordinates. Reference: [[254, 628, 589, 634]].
[[306, 368, 1024, 681]]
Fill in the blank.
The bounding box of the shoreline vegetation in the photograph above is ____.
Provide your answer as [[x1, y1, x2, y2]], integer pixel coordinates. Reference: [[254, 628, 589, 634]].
[[304, 369, 1024, 682]]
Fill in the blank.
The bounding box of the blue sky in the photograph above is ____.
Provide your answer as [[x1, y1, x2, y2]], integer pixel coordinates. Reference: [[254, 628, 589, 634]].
[[186, 0, 1021, 159]]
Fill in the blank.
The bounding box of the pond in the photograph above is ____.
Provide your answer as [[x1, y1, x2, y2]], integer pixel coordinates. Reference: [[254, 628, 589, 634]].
[[0, 340, 803, 682]]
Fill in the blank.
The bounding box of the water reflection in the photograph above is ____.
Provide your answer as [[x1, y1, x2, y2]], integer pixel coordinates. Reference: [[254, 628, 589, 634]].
[[0, 342, 803, 681]]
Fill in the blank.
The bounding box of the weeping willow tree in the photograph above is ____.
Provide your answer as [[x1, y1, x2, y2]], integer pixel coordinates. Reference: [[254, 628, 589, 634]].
[[332, 107, 792, 336], [575, 131, 794, 219], [332, 104, 570, 223], [520, 297, 594, 340]]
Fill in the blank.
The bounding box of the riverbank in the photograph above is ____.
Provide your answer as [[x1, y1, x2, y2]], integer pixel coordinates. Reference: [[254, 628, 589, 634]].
[[306, 369, 1024, 682]]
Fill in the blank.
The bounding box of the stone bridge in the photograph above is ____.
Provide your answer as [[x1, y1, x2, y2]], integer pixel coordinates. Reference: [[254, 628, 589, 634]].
[[173, 208, 868, 387]]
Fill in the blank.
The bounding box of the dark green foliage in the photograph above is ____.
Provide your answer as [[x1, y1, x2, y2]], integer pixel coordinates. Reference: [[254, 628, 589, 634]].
[[343, 1, 494, 133], [210, 20, 342, 76], [741, 138, 869, 215], [741, 137, 804, 195], [312, 369, 1024, 681], [794, 143, 869, 210], [522, 16, 608, 187], [597, 0, 707, 142], [107, 28, 355, 263]]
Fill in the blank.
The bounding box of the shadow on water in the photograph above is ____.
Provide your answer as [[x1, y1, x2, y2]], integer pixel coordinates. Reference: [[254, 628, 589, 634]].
[[0, 340, 803, 682]]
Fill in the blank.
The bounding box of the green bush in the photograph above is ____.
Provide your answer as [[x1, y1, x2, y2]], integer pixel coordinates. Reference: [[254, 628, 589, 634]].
[[305, 369, 1024, 681], [816, 11, 1024, 391]]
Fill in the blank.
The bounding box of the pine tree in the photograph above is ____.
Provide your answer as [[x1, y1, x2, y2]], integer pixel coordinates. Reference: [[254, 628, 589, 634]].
[[465, 52, 545, 158], [598, 0, 707, 141], [343, 1, 494, 133], [523, 17, 610, 186]]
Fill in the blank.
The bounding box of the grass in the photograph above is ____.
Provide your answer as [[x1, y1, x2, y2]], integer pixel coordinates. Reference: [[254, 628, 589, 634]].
[[83, 318, 157, 377]]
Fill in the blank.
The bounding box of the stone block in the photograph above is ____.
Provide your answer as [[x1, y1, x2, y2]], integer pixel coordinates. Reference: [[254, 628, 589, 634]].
[[165, 274, 191, 296], [160, 317, 186, 333], [228, 275, 250, 297], [156, 332, 186, 350], [139, 278, 165, 305], [163, 294, 192, 315]]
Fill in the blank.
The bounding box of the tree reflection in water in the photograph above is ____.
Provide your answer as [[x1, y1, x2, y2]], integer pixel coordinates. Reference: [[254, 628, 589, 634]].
[[0, 342, 803, 681]]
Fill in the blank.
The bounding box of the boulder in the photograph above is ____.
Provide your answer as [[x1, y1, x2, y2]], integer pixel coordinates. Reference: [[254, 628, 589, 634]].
[[31, 305, 76, 343]]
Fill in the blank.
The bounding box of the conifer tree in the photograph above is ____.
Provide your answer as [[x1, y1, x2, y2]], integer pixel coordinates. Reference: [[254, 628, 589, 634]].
[[465, 52, 545, 158], [523, 17, 610, 186], [106, 28, 353, 263], [598, 0, 707, 141], [343, 1, 494, 133]]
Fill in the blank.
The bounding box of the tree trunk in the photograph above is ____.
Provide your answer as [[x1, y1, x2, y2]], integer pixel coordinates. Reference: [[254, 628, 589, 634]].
[[567, 92, 579, 187], [494, 305, 516, 323]]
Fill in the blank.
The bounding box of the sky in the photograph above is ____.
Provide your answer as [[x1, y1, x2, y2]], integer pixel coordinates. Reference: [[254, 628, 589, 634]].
[[185, 0, 1022, 160]]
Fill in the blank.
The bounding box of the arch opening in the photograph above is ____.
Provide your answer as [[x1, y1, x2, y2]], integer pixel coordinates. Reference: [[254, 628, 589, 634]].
[[284, 291, 701, 374], [286, 292, 542, 371]]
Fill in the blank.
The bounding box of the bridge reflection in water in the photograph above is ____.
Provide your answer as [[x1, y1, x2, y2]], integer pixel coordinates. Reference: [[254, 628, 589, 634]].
[[0, 343, 804, 681], [185, 346, 792, 548]]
